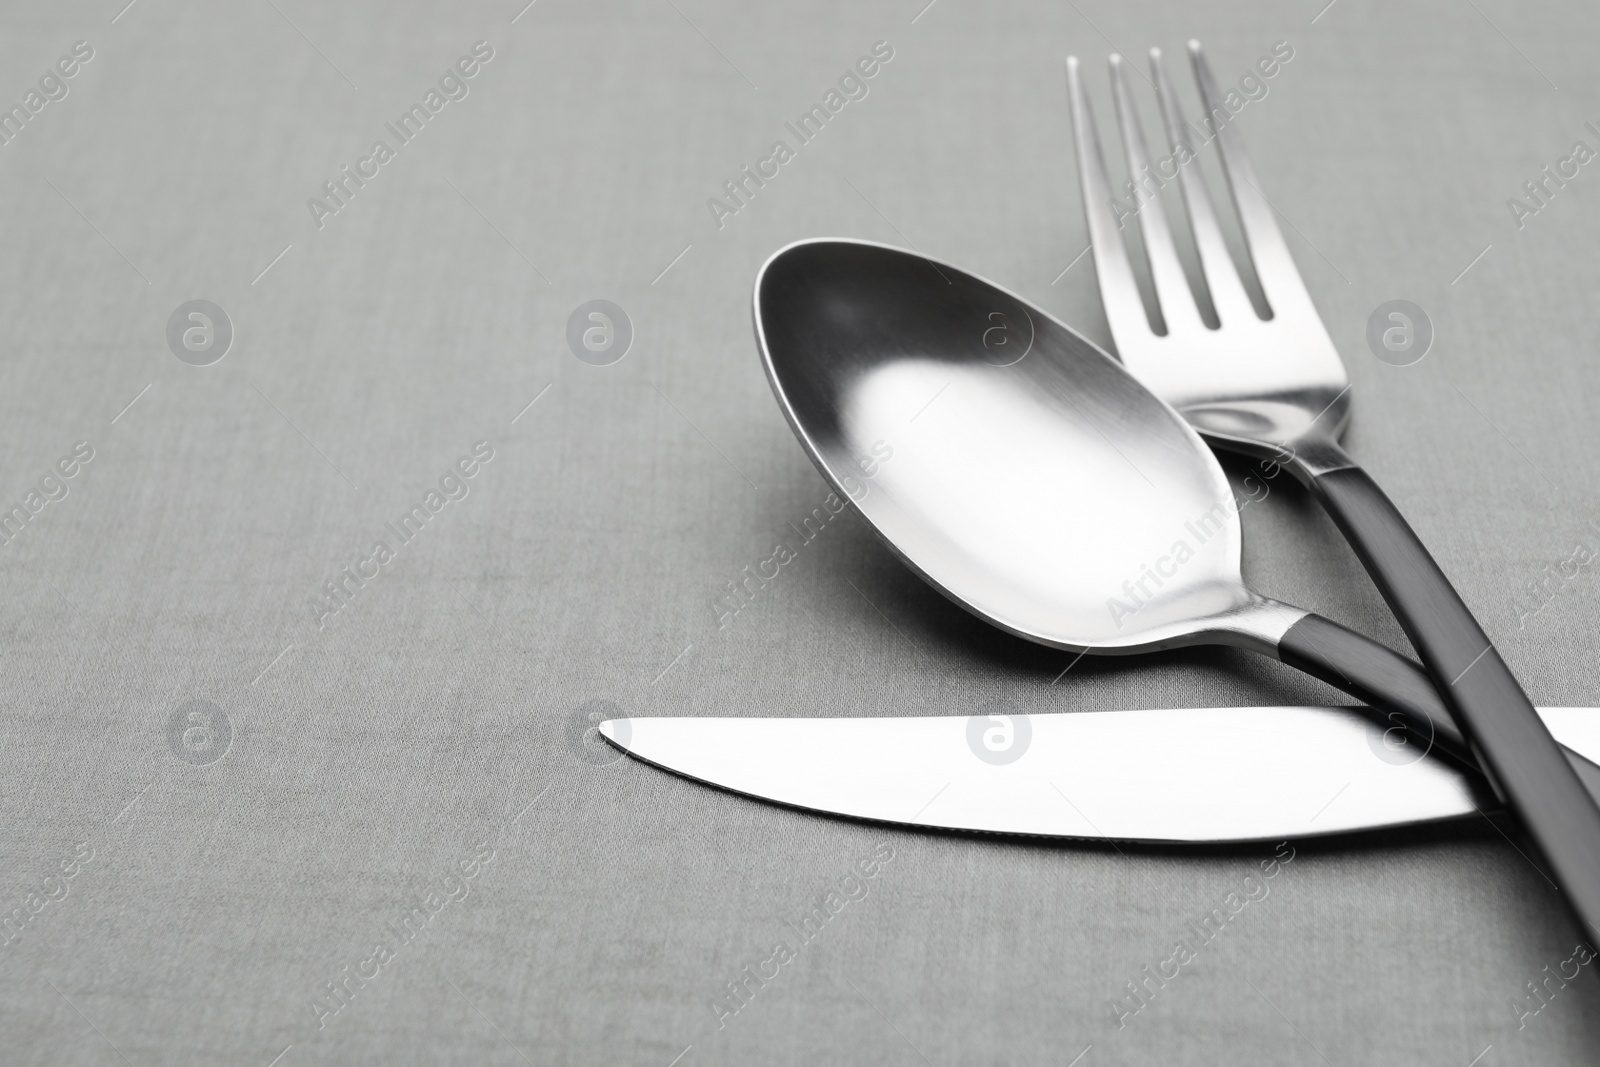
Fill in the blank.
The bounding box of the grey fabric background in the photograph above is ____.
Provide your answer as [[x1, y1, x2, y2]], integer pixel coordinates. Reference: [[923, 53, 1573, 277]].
[[2, 0, 1598, 1063]]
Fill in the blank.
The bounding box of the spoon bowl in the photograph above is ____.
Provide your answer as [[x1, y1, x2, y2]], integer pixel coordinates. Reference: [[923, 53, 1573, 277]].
[[754, 237, 1299, 656]]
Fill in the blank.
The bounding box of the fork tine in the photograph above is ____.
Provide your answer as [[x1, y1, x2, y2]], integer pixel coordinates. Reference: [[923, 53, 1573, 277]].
[[1187, 40, 1316, 318], [1106, 54, 1202, 334], [1066, 55, 1156, 345], [1148, 46, 1257, 327]]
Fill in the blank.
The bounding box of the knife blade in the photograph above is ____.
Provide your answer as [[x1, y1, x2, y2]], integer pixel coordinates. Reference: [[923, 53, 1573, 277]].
[[599, 707, 1600, 844]]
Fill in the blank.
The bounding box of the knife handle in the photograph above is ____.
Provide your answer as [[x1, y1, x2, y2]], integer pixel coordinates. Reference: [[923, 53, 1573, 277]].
[[1304, 457, 1600, 941]]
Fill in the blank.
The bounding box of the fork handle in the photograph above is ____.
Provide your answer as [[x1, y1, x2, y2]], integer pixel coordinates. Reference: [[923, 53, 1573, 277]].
[[1305, 457, 1600, 939]]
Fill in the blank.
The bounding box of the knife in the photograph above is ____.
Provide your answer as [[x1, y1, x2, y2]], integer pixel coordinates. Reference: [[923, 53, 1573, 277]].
[[599, 707, 1600, 844]]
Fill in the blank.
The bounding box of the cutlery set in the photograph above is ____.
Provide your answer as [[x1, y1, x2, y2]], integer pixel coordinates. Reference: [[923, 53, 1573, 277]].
[[605, 43, 1600, 938]]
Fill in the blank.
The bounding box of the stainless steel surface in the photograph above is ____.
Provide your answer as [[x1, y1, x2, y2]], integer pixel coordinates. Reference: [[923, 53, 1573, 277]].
[[601, 708, 1600, 844], [1066, 43, 1352, 463], [753, 237, 1304, 656]]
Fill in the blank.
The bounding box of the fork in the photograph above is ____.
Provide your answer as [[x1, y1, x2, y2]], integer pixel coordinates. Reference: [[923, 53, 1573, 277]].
[[1067, 41, 1600, 940]]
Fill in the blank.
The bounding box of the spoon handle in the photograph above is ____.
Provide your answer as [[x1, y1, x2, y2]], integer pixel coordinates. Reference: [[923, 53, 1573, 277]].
[[1278, 612, 1468, 763], [1300, 452, 1600, 942], [1276, 612, 1600, 794]]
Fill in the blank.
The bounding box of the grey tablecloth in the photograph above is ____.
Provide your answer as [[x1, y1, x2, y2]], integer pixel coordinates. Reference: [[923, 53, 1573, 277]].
[[3, 0, 1600, 1063]]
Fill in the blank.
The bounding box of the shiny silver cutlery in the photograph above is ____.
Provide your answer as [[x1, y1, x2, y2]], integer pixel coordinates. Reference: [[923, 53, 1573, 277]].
[[601, 707, 1600, 844], [752, 238, 1600, 791], [1067, 44, 1600, 933]]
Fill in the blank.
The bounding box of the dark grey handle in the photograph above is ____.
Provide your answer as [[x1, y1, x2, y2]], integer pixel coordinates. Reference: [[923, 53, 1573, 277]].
[[1307, 461, 1600, 939], [1279, 612, 1600, 796]]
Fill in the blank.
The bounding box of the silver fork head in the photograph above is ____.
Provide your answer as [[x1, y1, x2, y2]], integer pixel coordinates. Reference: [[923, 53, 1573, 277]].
[[1066, 41, 1350, 460]]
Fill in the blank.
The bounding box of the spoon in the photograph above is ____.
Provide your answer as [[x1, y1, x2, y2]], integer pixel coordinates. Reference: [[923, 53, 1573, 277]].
[[752, 238, 1597, 787]]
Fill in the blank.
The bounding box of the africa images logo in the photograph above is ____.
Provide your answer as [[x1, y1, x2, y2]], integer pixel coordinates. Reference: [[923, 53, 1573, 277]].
[[705, 41, 894, 230], [306, 41, 495, 230], [0, 40, 94, 149], [967, 702, 1031, 766], [166, 700, 233, 766]]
